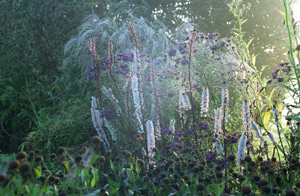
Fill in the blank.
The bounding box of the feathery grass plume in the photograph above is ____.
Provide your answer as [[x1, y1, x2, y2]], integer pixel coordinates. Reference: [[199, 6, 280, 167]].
[[243, 100, 252, 149], [200, 87, 209, 117], [221, 83, 229, 121], [64, 15, 170, 77], [216, 140, 224, 154], [146, 120, 156, 168], [251, 122, 265, 142], [91, 96, 110, 150], [102, 86, 122, 115], [169, 119, 176, 134], [237, 132, 247, 167]]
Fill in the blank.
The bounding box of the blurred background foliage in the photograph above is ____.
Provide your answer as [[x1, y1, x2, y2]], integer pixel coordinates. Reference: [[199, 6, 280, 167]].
[[0, 0, 286, 153]]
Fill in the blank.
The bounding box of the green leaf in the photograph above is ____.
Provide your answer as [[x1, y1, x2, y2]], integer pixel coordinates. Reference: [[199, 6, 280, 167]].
[[34, 168, 41, 177], [91, 177, 96, 188], [277, 84, 298, 95]]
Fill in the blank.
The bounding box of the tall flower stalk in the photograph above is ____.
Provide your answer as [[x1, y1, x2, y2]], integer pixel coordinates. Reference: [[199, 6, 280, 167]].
[[200, 87, 209, 118], [91, 96, 110, 150], [187, 29, 197, 122], [146, 120, 156, 168], [243, 100, 252, 154]]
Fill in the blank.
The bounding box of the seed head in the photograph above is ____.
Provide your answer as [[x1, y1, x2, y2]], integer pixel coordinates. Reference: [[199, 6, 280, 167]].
[[50, 153, 56, 160], [75, 155, 83, 163], [34, 149, 41, 154], [91, 136, 101, 144], [259, 179, 268, 186], [262, 185, 271, 194], [29, 151, 35, 157], [81, 146, 88, 153], [8, 160, 20, 170], [163, 177, 170, 184], [16, 152, 27, 160], [196, 183, 205, 191], [19, 162, 30, 173], [98, 156, 106, 163], [56, 147, 66, 156], [245, 155, 252, 162], [35, 156, 43, 164], [286, 189, 296, 196], [241, 185, 251, 194], [0, 174, 7, 182], [228, 154, 235, 161]]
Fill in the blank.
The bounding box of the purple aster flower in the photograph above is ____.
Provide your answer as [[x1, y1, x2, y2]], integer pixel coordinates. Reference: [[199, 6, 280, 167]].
[[140, 53, 146, 58], [210, 45, 219, 51], [199, 122, 209, 130], [145, 58, 151, 63], [174, 58, 181, 64], [206, 152, 215, 161], [181, 58, 189, 65], [215, 56, 222, 60], [101, 109, 117, 121], [278, 63, 285, 66], [219, 157, 229, 169], [178, 43, 185, 51], [89, 67, 95, 72], [168, 48, 177, 57], [163, 57, 167, 62], [208, 33, 217, 39], [278, 77, 284, 82], [272, 69, 280, 78], [120, 64, 128, 69], [172, 141, 182, 147], [175, 131, 185, 137], [186, 128, 194, 134], [167, 91, 175, 98], [220, 41, 227, 46], [232, 46, 236, 50], [102, 65, 111, 70], [230, 132, 239, 143], [181, 147, 192, 154], [161, 128, 171, 135], [88, 74, 95, 80]]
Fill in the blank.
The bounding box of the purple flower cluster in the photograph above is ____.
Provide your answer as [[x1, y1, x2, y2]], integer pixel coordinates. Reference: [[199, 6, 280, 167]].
[[172, 141, 182, 147], [267, 79, 273, 84], [220, 41, 227, 46], [167, 91, 175, 98], [116, 53, 134, 62], [191, 122, 209, 130], [186, 128, 195, 134], [219, 157, 229, 169], [175, 131, 185, 137], [161, 128, 172, 135], [178, 43, 186, 52], [272, 69, 280, 78], [208, 33, 217, 39], [168, 48, 177, 57], [229, 132, 239, 143], [210, 45, 219, 51], [181, 58, 189, 66], [206, 152, 215, 161], [100, 109, 117, 121]]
